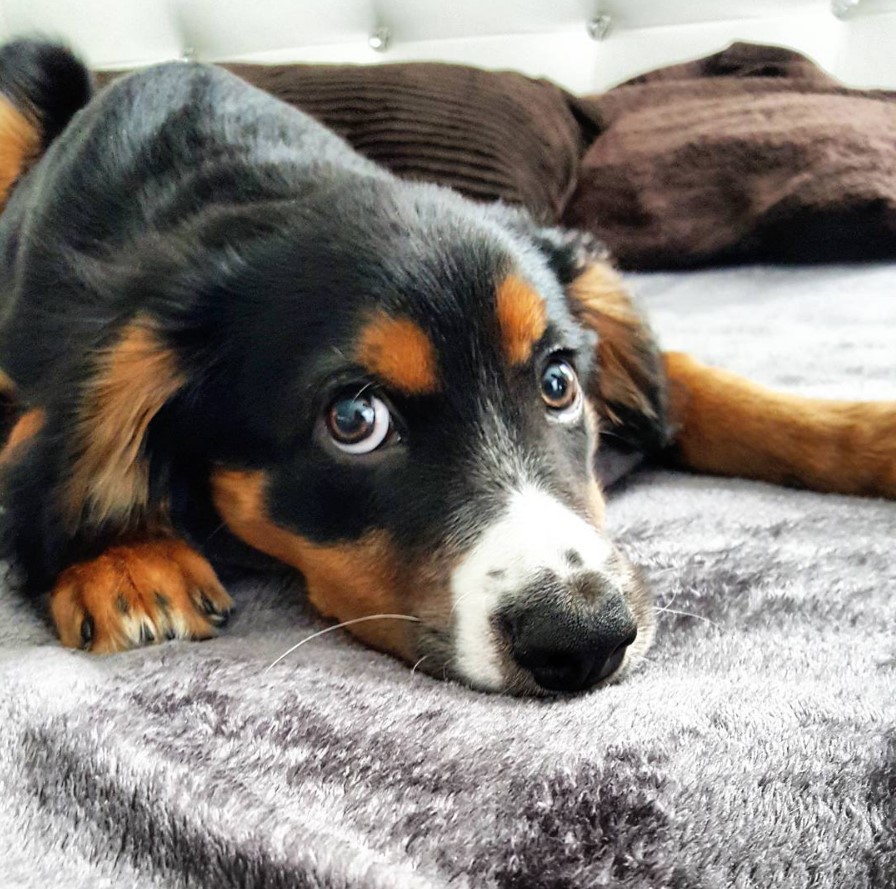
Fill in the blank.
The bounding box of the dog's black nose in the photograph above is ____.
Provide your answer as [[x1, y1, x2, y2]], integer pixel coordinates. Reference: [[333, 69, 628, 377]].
[[503, 596, 637, 693]]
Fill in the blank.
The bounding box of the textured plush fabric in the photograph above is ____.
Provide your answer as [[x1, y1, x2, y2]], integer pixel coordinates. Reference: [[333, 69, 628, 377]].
[[564, 42, 896, 270], [228, 45, 896, 271], [2, 263, 894, 888], [225, 61, 588, 222], [97, 45, 896, 271]]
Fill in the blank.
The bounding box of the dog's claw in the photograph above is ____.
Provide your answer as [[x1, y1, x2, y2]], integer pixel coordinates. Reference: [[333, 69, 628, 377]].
[[198, 590, 232, 626], [80, 615, 94, 650]]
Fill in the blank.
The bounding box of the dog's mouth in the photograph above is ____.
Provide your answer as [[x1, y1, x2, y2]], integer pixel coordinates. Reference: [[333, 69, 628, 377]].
[[411, 568, 654, 697], [405, 485, 655, 697], [213, 467, 653, 696]]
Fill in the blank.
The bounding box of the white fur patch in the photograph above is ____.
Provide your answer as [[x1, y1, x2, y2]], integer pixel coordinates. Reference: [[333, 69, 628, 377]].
[[449, 485, 612, 689]]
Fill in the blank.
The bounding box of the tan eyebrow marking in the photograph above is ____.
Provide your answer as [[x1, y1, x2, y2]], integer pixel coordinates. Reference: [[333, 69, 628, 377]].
[[356, 312, 439, 395], [496, 275, 548, 365]]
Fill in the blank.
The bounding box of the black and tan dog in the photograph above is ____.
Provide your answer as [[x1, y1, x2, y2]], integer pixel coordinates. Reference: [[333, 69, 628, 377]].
[[0, 41, 892, 695]]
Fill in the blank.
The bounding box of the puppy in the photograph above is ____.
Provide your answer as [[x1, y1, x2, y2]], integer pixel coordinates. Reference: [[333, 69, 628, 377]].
[[0, 41, 892, 695]]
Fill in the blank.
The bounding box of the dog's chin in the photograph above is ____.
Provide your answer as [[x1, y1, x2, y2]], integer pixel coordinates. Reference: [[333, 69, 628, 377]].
[[494, 646, 651, 698], [413, 642, 653, 698]]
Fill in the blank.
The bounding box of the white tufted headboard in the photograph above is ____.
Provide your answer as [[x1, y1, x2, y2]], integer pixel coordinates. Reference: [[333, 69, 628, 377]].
[[0, 0, 894, 93]]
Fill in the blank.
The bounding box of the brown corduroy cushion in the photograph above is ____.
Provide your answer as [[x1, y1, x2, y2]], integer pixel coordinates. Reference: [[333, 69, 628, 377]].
[[226, 62, 588, 223], [563, 42, 896, 270]]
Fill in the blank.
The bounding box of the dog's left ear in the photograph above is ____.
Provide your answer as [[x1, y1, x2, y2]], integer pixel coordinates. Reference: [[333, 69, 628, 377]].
[[531, 225, 670, 454]]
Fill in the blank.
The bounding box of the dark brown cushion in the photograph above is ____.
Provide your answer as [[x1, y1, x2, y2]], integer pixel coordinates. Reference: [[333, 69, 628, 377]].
[[226, 62, 588, 223], [562, 42, 896, 269]]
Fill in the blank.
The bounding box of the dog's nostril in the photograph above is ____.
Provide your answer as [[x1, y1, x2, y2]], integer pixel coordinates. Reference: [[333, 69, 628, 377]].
[[503, 599, 637, 694], [595, 629, 637, 682], [563, 549, 584, 569]]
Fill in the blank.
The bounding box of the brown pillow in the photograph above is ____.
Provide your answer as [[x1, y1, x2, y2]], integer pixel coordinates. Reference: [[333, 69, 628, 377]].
[[227, 61, 587, 223], [562, 42, 896, 269]]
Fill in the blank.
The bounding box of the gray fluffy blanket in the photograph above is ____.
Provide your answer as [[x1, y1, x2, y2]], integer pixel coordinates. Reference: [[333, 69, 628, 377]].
[[1, 264, 894, 889]]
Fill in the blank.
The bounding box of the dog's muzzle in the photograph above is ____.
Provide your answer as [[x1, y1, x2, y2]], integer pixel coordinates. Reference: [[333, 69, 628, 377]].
[[449, 485, 652, 694]]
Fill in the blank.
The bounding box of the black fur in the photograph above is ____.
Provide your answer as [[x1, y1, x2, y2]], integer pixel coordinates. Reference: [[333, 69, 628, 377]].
[[0, 39, 91, 147], [0, 44, 667, 617]]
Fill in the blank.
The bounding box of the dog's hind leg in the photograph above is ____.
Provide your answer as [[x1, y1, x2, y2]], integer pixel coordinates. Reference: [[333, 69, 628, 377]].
[[662, 352, 896, 498]]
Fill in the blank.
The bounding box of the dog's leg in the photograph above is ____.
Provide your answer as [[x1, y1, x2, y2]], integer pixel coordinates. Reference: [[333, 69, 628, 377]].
[[2, 415, 233, 652], [1, 411, 234, 652], [0, 323, 235, 652], [50, 540, 233, 653], [663, 351, 896, 498]]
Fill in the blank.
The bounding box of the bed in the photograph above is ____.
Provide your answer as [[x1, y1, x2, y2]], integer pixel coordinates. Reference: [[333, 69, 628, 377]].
[[1, 261, 893, 888], [1, 3, 894, 887]]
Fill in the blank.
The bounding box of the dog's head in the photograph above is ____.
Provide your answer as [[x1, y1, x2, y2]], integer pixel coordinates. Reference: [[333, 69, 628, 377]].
[[150, 182, 666, 694]]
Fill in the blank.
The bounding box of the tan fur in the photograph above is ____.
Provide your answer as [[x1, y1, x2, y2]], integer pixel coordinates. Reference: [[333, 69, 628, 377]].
[[0, 407, 45, 466], [0, 95, 40, 210], [0, 368, 16, 398], [357, 312, 440, 395], [63, 322, 184, 531], [496, 275, 547, 365], [51, 539, 232, 653], [567, 261, 660, 427], [664, 351, 896, 498], [211, 468, 457, 659]]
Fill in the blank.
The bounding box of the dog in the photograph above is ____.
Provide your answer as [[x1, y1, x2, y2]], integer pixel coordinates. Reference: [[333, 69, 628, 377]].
[[0, 41, 892, 696]]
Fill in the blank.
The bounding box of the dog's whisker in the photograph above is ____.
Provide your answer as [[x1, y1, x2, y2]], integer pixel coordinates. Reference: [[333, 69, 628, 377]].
[[598, 428, 633, 444], [351, 381, 374, 401], [264, 614, 421, 672], [449, 586, 478, 619], [203, 521, 228, 546], [654, 606, 722, 630], [652, 579, 693, 614], [411, 655, 429, 676]]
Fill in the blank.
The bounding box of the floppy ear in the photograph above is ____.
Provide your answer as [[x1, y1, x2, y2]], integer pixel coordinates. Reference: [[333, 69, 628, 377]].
[[533, 226, 670, 455], [63, 320, 185, 533]]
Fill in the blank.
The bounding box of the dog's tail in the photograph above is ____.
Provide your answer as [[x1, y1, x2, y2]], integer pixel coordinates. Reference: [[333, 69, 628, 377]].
[[0, 39, 91, 211]]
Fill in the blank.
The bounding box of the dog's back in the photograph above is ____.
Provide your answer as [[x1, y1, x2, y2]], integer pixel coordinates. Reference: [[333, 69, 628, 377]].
[[0, 49, 386, 397]]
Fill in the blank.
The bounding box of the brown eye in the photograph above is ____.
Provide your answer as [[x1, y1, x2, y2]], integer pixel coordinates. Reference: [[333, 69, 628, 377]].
[[326, 393, 391, 454], [541, 358, 581, 415]]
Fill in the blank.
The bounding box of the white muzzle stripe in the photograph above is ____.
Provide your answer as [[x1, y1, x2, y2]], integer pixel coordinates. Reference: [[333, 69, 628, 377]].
[[449, 485, 613, 689]]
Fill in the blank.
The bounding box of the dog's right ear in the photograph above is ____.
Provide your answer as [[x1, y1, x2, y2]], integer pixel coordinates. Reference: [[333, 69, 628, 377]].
[[515, 218, 670, 455]]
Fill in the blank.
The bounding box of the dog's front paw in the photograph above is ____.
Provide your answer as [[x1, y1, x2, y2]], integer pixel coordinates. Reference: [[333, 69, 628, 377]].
[[51, 540, 233, 653]]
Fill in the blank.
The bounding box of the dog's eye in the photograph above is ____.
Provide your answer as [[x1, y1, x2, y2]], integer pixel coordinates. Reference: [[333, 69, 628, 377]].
[[541, 358, 581, 414], [326, 393, 392, 454]]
